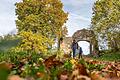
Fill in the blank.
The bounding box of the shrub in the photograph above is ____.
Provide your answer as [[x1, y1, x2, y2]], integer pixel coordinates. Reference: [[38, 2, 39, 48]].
[[12, 31, 54, 53]]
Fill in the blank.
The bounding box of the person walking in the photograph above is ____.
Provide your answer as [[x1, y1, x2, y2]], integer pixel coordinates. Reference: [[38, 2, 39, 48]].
[[78, 47, 83, 59], [71, 39, 78, 58]]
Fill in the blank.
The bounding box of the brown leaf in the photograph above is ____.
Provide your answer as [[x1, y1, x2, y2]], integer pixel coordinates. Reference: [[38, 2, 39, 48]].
[[8, 75, 23, 80], [44, 55, 56, 68], [75, 64, 88, 76], [91, 73, 106, 80], [44, 55, 63, 68], [58, 70, 68, 80], [0, 62, 12, 70], [36, 72, 45, 78]]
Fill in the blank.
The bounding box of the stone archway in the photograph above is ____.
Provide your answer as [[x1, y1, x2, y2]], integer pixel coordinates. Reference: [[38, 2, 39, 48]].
[[72, 29, 99, 54]]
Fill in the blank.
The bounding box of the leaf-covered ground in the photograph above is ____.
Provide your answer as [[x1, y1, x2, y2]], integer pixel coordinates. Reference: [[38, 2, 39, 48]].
[[84, 57, 120, 80], [1, 54, 120, 80]]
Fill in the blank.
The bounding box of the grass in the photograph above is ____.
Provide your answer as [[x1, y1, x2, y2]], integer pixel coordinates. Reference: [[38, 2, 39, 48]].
[[93, 51, 120, 61]]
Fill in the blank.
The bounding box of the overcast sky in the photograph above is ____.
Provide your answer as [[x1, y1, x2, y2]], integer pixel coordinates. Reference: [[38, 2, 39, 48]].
[[0, 0, 96, 36]]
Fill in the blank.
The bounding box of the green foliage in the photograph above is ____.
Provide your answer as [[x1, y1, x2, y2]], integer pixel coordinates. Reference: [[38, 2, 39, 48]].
[[64, 60, 73, 72], [86, 62, 105, 71], [0, 36, 20, 52], [20, 62, 46, 78], [0, 69, 9, 80], [38, 64, 45, 73], [0, 51, 62, 79], [0, 62, 10, 80], [49, 67, 60, 80], [0, 51, 47, 78], [78, 58, 105, 71], [79, 58, 87, 67], [92, 0, 120, 50]]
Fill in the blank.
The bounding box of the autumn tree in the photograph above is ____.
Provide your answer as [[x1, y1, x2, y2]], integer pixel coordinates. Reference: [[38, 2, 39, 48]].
[[91, 0, 120, 51], [57, 26, 68, 50], [15, 0, 68, 52], [62, 26, 68, 37]]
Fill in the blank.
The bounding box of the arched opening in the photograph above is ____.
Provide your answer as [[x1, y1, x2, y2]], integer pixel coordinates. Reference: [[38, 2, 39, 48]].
[[78, 41, 90, 55], [72, 29, 99, 55]]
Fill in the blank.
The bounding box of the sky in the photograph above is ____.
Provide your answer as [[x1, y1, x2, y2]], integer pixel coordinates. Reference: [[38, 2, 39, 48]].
[[61, 0, 95, 36], [0, 0, 20, 36], [0, 0, 96, 54], [0, 0, 96, 36]]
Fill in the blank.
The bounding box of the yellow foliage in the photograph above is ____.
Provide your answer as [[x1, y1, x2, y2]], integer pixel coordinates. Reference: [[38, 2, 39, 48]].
[[13, 31, 53, 53], [70, 59, 78, 65]]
